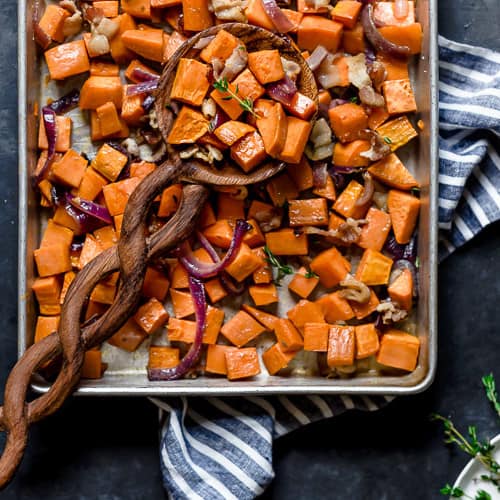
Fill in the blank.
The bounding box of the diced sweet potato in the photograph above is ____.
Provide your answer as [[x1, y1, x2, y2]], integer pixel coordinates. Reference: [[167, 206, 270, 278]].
[[262, 343, 297, 375], [34, 244, 72, 277], [109, 14, 137, 64], [358, 207, 392, 251], [225, 243, 264, 282], [378, 23, 422, 55], [278, 116, 312, 164], [376, 53, 409, 81], [221, 310, 266, 347], [328, 103, 368, 143], [287, 299, 324, 329], [121, 90, 146, 126], [355, 323, 380, 359], [288, 199, 328, 227], [148, 346, 180, 370], [387, 190, 420, 244], [32, 276, 62, 316], [287, 156, 313, 192], [96, 102, 123, 137], [91, 144, 129, 183], [382, 79, 417, 115], [134, 298, 169, 334], [342, 22, 366, 54], [376, 330, 420, 371], [38, 116, 72, 153], [376, 116, 418, 152], [248, 50, 284, 84], [210, 81, 244, 120], [142, 266, 170, 301], [94, 1, 120, 17], [44, 40, 90, 80], [182, 0, 213, 31], [316, 291, 354, 323], [265, 228, 308, 256], [41, 219, 73, 249], [51, 149, 87, 189], [35, 315, 60, 343], [313, 175, 337, 201], [275, 318, 304, 352], [310, 247, 350, 288], [90, 62, 120, 77], [282, 9, 303, 31], [78, 168, 108, 201], [298, 15, 343, 52], [282, 92, 318, 121], [216, 194, 245, 221], [78, 234, 103, 270], [205, 344, 237, 375], [266, 173, 299, 206], [327, 325, 355, 367], [288, 266, 319, 299], [368, 153, 418, 191], [167, 106, 209, 144], [303, 322, 329, 352], [225, 348, 261, 380], [200, 29, 241, 63], [108, 318, 147, 352], [249, 283, 278, 306], [232, 68, 265, 102], [255, 102, 287, 157], [163, 30, 188, 61], [125, 60, 158, 83], [90, 281, 116, 305], [332, 179, 369, 219], [39, 5, 70, 43], [170, 58, 210, 107], [245, 0, 274, 31], [331, 0, 362, 29], [350, 289, 380, 320], [245, 220, 266, 248], [333, 140, 371, 167], [205, 278, 228, 303], [215, 121, 256, 147], [121, 0, 151, 18], [81, 350, 105, 379], [388, 267, 413, 311], [170, 288, 195, 318], [79, 76, 123, 110], [121, 28, 164, 62], [158, 184, 183, 218], [367, 106, 390, 130], [230, 131, 267, 172], [203, 219, 234, 249], [355, 248, 393, 286]]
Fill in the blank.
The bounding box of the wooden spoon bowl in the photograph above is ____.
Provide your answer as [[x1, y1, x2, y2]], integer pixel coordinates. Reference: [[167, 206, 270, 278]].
[[154, 22, 318, 147]]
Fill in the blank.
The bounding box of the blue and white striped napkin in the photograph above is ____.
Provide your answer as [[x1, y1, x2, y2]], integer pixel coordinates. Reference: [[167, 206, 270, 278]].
[[152, 36, 500, 499]]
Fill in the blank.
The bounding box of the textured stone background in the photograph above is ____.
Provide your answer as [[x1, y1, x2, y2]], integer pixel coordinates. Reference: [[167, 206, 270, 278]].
[[0, 1, 499, 498]]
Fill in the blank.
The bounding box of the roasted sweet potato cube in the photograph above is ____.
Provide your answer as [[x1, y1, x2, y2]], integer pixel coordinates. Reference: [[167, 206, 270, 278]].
[[170, 58, 210, 106], [79, 76, 123, 110], [265, 229, 308, 256], [332, 180, 369, 219], [51, 149, 87, 189], [38, 115, 72, 153], [382, 79, 417, 115], [378, 23, 422, 55], [328, 103, 368, 143], [203, 219, 234, 249], [388, 268, 413, 311], [262, 343, 297, 375], [121, 29, 164, 62], [94, 1, 120, 17], [350, 289, 380, 320], [205, 344, 237, 375], [35, 315, 60, 343], [278, 116, 312, 164], [210, 81, 244, 120], [214, 121, 256, 147], [288, 266, 319, 299], [266, 173, 299, 207], [287, 299, 324, 329], [170, 289, 195, 318], [225, 243, 264, 282], [96, 101, 123, 136], [32, 276, 62, 316], [102, 177, 142, 216], [331, 0, 362, 28], [327, 325, 355, 367], [368, 153, 418, 190], [230, 131, 267, 172], [241, 304, 279, 331], [248, 49, 284, 84], [333, 140, 371, 167], [142, 266, 170, 301], [298, 15, 343, 52], [358, 207, 392, 251], [375, 116, 418, 152], [45, 40, 90, 80], [342, 22, 366, 54], [107, 318, 147, 352], [121, 0, 152, 18], [78, 168, 108, 201], [287, 156, 313, 192], [225, 348, 261, 380], [81, 350, 105, 379], [316, 291, 355, 323], [275, 318, 304, 352], [34, 244, 72, 277], [387, 190, 420, 244], [231, 68, 265, 102], [110, 13, 137, 64], [167, 106, 209, 144], [376, 329, 420, 371], [148, 346, 180, 370], [134, 298, 169, 334], [221, 310, 266, 347], [168, 307, 224, 344], [303, 322, 329, 352], [249, 283, 278, 306], [288, 199, 329, 227], [158, 184, 183, 218], [91, 143, 128, 182], [200, 29, 241, 62], [310, 247, 350, 288], [355, 249, 393, 286], [355, 323, 380, 359]]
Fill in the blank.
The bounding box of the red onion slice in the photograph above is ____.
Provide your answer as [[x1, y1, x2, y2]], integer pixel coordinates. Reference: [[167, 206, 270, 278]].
[[312, 163, 328, 189], [267, 75, 297, 105], [306, 45, 329, 72], [34, 107, 57, 185], [179, 219, 251, 279], [329, 99, 349, 109], [148, 276, 207, 381], [261, 0, 295, 33], [392, 258, 418, 298], [66, 193, 113, 224], [47, 89, 80, 114], [130, 67, 160, 83], [361, 4, 411, 59], [126, 80, 159, 96]]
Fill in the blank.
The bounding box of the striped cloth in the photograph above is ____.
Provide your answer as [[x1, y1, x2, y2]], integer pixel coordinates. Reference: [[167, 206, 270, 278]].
[[152, 36, 500, 499]]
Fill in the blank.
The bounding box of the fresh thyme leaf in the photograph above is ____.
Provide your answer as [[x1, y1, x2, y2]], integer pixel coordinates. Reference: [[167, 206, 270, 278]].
[[212, 78, 259, 118], [440, 484, 465, 497], [482, 374, 500, 418], [415, 256, 420, 268], [264, 245, 293, 285], [350, 96, 359, 103], [384, 136, 393, 144], [475, 490, 492, 500], [305, 269, 319, 279]]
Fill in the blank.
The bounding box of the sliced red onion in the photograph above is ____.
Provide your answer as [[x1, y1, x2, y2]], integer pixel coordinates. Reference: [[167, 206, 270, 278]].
[[394, 0, 409, 19], [193, 35, 215, 50], [179, 219, 251, 279], [331, 165, 358, 174], [312, 163, 328, 189], [34, 107, 57, 185], [355, 171, 375, 207], [66, 192, 113, 224], [365, 46, 376, 65], [130, 67, 160, 83], [392, 258, 418, 298], [383, 234, 406, 260], [306, 45, 329, 72], [267, 75, 297, 105], [261, 0, 295, 33], [142, 94, 155, 112], [47, 89, 80, 114], [65, 201, 105, 234], [329, 169, 348, 191], [126, 80, 159, 96], [361, 4, 411, 58], [329, 99, 348, 109], [374, 313, 389, 332], [359, 85, 385, 108], [196, 231, 220, 262], [148, 276, 207, 381], [209, 108, 229, 132]]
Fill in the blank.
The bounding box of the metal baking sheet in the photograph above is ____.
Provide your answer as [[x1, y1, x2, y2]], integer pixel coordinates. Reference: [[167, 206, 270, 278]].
[[18, 0, 438, 396]]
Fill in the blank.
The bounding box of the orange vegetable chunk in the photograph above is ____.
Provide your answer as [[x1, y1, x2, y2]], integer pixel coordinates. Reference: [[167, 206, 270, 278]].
[[215, 121, 256, 147], [287, 299, 324, 329], [170, 289, 195, 318], [108, 318, 147, 352], [38, 5, 70, 43], [333, 140, 371, 167], [121, 0, 151, 18], [262, 343, 297, 375], [158, 184, 183, 218], [288, 266, 319, 299], [32, 276, 62, 316], [255, 102, 287, 157], [182, 0, 213, 31], [282, 92, 318, 121], [266, 173, 299, 206], [387, 190, 420, 244], [275, 318, 304, 352], [142, 266, 170, 301], [34, 244, 71, 277], [200, 29, 241, 63], [368, 153, 418, 190], [316, 291, 355, 323], [249, 283, 278, 306], [35, 315, 60, 343], [230, 131, 267, 172], [102, 177, 141, 216], [163, 30, 188, 61], [303, 322, 329, 352], [355, 249, 393, 286], [245, 0, 274, 30], [93, 1, 120, 17], [287, 156, 313, 191], [221, 310, 266, 347], [288, 199, 328, 227], [167, 106, 209, 144], [331, 0, 362, 29], [382, 79, 417, 115], [377, 53, 409, 81], [378, 23, 423, 55], [121, 28, 164, 62], [170, 58, 210, 107], [79, 76, 123, 110], [134, 298, 169, 334], [265, 229, 308, 256], [342, 22, 366, 54], [355, 323, 380, 359], [232, 68, 265, 102], [310, 247, 350, 288], [206, 345, 237, 375], [225, 243, 264, 282], [241, 304, 279, 331], [328, 103, 368, 143], [148, 346, 180, 370], [388, 267, 413, 311], [225, 348, 261, 380], [298, 16, 343, 52], [51, 149, 87, 188], [110, 14, 137, 64], [327, 325, 355, 367], [332, 179, 368, 219], [278, 116, 312, 164], [376, 330, 420, 371], [91, 143, 128, 182], [44, 40, 90, 80], [38, 116, 71, 153], [248, 50, 284, 84], [82, 350, 104, 379], [358, 207, 392, 251], [217, 193, 245, 220], [350, 289, 380, 320], [96, 102, 123, 137]]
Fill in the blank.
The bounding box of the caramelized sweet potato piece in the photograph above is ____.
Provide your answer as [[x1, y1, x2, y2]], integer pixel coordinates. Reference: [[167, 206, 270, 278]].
[[225, 348, 261, 380], [134, 298, 169, 334], [288, 266, 319, 299], [358, 207, 392, 251], [230, 131, 267, 172], [303, 322, 329, 352], [206, 344, 237, 375], [45, 40, 90, 80], [327, 325, 355, 367], [167, 106, 209, 144], [376, 330, 420, 371], [275, 318, 304, 352], [200, 29, 241, 63], [170, 58, 210, 107], [355, 323, 380, 359], [148, 346, 180, 370], [355, 249, 393, 286], [298, 16, 343, 52], [221, 310, 266, 347], [262, 343, 297, 375], [310, 247, 350, 288], [387, 190, 420, 244], [265, 229, 308, 256]]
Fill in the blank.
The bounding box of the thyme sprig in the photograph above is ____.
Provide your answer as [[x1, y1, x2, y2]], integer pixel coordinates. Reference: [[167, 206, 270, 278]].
[[482, 374, 500, 419], [263, 246, 293, 286], [212, 78, 259, 118]]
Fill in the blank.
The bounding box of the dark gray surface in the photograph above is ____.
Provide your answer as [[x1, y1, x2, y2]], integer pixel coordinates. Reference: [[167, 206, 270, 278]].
[[0, 0, 499, 498]]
